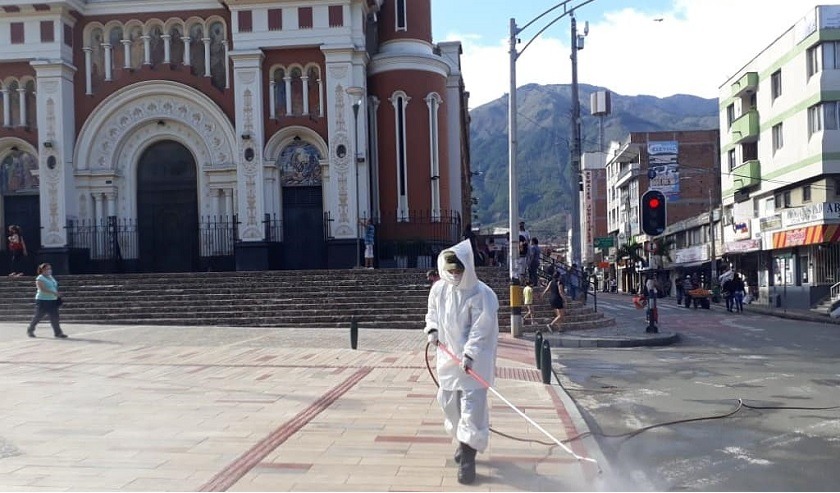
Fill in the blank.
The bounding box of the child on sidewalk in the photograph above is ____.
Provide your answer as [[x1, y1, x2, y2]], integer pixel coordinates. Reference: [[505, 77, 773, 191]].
[[523, 281, 534, 325]]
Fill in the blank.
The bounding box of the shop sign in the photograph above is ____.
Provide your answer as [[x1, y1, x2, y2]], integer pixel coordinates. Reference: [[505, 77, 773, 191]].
[[724, 239, 761, 254], [673, 245, 708, 264], [760, 214, 783, 231], [782, 201, 840, 228], [772, 223, 840, 248]]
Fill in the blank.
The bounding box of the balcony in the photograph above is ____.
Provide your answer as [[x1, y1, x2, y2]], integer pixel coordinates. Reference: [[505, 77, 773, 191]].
[[614, 163, 640, 188], [730, 109, 760, 144], [732, 159, 760, 189], [731, 71, 759, 98]]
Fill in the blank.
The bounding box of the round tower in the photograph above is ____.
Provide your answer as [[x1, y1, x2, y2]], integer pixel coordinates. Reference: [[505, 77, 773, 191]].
[[370, 0, 451, 224]]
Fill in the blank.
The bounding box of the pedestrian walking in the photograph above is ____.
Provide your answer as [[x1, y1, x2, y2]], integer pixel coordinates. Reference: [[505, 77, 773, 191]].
[[426, 269, 440, 286], [523, 280, 534, 325], [27, 263, 68, 339], [733, 274, 746, 313], [424, 239, 499, 485], [567, 263, 580, 301], [7, 224, 28, 277], [541, 271, 565, 332], [722, 277, 735, 312]]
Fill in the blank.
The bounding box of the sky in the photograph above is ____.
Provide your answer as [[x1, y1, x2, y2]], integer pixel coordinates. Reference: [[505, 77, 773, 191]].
[[431, 0, 825, 108]]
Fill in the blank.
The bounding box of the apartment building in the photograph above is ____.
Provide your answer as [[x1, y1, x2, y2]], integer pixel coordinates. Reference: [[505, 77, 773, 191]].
[[719, 4, 840, 309]]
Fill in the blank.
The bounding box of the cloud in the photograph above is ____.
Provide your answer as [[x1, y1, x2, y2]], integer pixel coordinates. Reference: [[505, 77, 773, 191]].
[[444, 0, 822, 109]]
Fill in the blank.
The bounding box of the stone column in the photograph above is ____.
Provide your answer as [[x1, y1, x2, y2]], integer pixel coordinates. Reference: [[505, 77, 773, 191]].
[[223, 188, 233, 217], [202, 37, 212, 77], [182, 37, 191, 66], [105, 192, 117, 217], [83, 47, 93, 95], [318, 76, 324, 117], [162, 34, 171, 63], [141, 35, 151, 65], [1, 88, 10, 127], [283, 75, 292, 116], [17, 88, 26, 128], [102, 43, 113, 81], [121, 39, 131, 69], [92, 194, 103, 223], [222, 40, 230, 89], [301, 75, 310, 115], [269, 80, 276, 119]]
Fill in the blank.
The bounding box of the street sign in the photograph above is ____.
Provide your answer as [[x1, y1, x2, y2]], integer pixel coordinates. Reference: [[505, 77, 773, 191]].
[[593, 236, 614, 249]]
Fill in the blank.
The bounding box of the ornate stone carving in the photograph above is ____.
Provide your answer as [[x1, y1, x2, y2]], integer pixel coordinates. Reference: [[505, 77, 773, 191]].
[[88, 95, 232, 171]]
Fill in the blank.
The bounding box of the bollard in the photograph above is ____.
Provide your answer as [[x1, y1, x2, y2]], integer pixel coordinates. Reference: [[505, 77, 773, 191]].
[[540, 340, 552, 384], [534, 331, 544, 369], [350, 316, 358, 349]]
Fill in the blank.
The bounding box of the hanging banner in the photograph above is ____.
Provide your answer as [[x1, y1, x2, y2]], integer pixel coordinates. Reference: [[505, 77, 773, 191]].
[[647, 141, 679, 201]]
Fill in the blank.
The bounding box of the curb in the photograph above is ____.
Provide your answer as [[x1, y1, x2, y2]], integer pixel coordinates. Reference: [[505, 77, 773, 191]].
[[549, 332, 680, 348]]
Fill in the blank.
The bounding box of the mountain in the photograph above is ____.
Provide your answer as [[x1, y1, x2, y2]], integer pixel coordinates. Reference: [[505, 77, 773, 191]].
[[468, 83, 719, 241]]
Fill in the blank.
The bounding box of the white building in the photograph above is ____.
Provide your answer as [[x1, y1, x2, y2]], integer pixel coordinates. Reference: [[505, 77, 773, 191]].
[[719, 4, 840, 309]]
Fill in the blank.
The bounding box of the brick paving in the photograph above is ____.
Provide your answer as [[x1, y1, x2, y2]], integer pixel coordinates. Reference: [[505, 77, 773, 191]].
[[0, 323, 606, 491]]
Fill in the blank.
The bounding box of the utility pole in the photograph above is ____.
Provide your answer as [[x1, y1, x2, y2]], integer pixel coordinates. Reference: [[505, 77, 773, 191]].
[[570, 13, 584, 267], [508, 18, 522, 335]]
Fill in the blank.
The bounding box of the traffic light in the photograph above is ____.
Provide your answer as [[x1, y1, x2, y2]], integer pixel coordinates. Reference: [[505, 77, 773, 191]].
[[641, 190, 667, 236]]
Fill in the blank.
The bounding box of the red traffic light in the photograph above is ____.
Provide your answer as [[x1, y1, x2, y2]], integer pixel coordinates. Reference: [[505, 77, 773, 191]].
[[648, 197, 661, 209]]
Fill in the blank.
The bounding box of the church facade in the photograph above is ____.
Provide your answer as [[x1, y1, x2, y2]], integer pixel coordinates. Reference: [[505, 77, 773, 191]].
[[0, 0, 470, 273]]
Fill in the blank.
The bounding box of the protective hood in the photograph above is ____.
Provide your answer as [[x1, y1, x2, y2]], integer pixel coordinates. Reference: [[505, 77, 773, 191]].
[[437, 239, 477, 291]]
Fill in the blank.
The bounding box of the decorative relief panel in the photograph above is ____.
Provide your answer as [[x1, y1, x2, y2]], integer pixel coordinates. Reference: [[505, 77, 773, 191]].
[[279, 140, 323, 187], [87, 96, 232, 171]]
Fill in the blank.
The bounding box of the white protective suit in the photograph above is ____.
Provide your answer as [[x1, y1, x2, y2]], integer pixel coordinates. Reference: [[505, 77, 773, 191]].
[[424, 239, 500, 452]]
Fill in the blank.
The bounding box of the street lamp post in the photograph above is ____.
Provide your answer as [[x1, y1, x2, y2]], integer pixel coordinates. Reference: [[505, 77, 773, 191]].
[[507, 0, 596, 336], [346, 86, 365, 269]]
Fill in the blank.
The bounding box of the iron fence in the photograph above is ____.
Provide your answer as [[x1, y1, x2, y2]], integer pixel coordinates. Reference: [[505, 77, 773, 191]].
[[199, 215, 238, 257]]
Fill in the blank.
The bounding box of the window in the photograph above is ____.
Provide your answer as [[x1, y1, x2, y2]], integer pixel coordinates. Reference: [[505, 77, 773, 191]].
[[771, 70, 782, 101], [390, 91, 410, 218], [783, 190, 791, 208], [268, 9, 282, 31], [726, 104, 735, 129], [238, 10, 253, 33], [774, 194, 782, 209], [823, 41, 840, 70], [63, 23, 72, 46], [328, 5, 344, 27], [10, 22, 24, 44], [772, 123, 784, 153], [803, 185, 812, 202], [743, 142, 758, 162], [426, 93, 442, 219], [40, 21, 53, 42], [395, 0, 407, 30], [299, 7, 313, 29], [728, 149, 736, 171], [825, 101, 839, 130], [808, 104, 823, 136], [835, 178, 840, 197], [807, 45, 820, 77]]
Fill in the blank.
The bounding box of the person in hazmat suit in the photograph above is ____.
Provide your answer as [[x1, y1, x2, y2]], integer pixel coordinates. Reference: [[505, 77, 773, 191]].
[[424, 239, 500, 484]]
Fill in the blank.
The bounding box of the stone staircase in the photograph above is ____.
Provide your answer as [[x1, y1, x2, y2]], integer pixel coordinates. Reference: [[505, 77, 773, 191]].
[[0, 268, 614, 331], [810, 295, 839, 316]]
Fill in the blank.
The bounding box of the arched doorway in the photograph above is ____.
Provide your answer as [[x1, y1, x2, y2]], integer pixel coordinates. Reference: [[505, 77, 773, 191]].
[[1, 147, 39, 275], [137, 140, 198, 272], [279, 139, 325, 269]]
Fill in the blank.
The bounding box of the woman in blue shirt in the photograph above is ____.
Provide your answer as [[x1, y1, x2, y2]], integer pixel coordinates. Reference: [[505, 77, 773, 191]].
[[27, 263, 68, 338]]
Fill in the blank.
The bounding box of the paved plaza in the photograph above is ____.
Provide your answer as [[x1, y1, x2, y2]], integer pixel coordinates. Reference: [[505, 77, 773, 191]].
[[0, 323, 607, 492]]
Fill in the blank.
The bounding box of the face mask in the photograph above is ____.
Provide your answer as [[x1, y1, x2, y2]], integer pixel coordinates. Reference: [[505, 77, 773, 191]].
[[449, 272, 463, 286]]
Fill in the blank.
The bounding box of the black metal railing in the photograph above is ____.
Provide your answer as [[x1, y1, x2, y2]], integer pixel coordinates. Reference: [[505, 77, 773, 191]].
[[262, 213, 282, 242], [373, 210, 461, 268], [199, 215, 238, 257]]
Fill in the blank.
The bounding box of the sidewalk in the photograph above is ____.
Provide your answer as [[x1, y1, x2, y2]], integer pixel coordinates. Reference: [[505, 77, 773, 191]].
[[602, 290, 840, 325], [0, 323, 608, 492]]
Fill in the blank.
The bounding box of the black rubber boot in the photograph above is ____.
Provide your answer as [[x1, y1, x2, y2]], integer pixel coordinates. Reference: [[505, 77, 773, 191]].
[[454, 445, 461, 464], [457, 442, 477, 484]]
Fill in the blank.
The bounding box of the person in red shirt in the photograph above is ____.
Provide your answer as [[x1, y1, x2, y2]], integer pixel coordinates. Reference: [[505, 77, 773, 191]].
[[7, 225, 28, 277]]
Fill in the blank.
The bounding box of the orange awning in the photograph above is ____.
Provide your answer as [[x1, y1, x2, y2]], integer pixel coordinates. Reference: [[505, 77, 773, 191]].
[[772, 224, 840, 248]]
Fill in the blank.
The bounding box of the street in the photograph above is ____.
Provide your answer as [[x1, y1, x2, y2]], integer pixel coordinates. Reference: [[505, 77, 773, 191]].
[[555, 292, 840, 491]]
